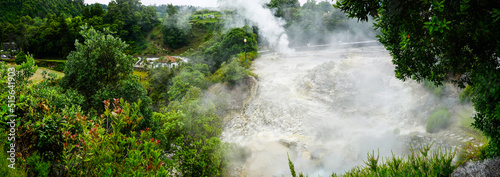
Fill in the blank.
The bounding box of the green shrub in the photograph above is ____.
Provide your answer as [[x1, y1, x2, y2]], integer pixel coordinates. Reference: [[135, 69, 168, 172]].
[[210, 57, 249, 84], [459, 84, 474, 103], [26, 151, 51, 177], [54, 63, 65, 72], [222, 58, 245, 85], [237, 51, 258, 69], [426, 108, 451, 133], [15, 51, 27, 65], [289, 143, 457, 176], [62, 98, 168, 176], [167, 66, 207, 101]]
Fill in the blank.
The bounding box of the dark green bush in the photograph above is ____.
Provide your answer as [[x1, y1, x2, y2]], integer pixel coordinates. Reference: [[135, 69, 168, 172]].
[[426, 108, 451, 133], [36, 61, 48, 67], [15, 51, 27, 65], [26, 151, 51, 177], [54, 62, 65, 72]]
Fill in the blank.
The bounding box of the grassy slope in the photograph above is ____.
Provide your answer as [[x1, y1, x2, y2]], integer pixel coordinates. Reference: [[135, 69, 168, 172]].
[[140, 22, 212, 56]]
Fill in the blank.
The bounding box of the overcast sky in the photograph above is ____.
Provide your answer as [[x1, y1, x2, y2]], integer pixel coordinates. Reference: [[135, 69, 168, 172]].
[[84, 0, 317, 7]]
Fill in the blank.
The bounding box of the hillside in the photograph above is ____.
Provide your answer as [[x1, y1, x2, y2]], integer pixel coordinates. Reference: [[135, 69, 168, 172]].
[[0, 0, 85, 23]]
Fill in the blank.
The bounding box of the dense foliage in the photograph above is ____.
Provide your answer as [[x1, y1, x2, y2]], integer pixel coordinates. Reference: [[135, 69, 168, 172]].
[[0, 0, 85, 23], [61, 26, 152, 127], [0, 0, 159, 58], [162, 4, 190, 50], [186, 26, 258, 72], [335, 0, 500, 157], [0, 24, 235, 176], [266, 0, 300, 19]]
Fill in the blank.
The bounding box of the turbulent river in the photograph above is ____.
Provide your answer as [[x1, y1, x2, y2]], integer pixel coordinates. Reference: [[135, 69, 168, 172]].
[[221, 45, 466, 176]]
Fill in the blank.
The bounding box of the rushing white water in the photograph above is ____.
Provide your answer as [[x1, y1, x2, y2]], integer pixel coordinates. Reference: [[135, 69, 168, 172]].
[[222, 46, 451, 176]]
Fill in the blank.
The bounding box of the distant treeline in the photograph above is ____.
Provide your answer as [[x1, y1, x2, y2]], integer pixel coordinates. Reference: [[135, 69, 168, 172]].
[[0, 0, 159, 58]]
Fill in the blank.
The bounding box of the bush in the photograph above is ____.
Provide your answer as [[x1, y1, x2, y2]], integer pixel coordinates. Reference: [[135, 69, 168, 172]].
[[25, 151, 51, 177], [15, 51, 27, 65], [61, 99, 168, 176], [459, 84, 474, 103], [167, 66, 207, 101], [426, 108, 451, 133], [289, 143, 457, 176], [54, 62, 65, 72], [210, 57, 249, 84], [91, 75, 153, 129], [222, 58, 245, 85]]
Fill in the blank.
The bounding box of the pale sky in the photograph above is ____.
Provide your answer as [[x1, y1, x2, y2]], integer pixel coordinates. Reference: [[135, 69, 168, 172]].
[[85, 0, 314, 7]]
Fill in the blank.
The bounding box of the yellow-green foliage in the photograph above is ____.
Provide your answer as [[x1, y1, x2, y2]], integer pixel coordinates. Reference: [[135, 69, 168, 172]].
[[210, 52, 258, 83], [133, 70, 149, 87], [236, 51, 259, 69], [459, 85, 474, 103], [426, 108, 451, 133]]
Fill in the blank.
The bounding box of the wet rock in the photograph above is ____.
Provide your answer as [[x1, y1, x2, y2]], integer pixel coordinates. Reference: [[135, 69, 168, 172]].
[[279, 139, 297, 148], [452, 157, 500, 177]]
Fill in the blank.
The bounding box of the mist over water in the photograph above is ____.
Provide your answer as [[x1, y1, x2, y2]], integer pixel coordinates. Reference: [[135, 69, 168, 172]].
[[222, 46, 448, 176]]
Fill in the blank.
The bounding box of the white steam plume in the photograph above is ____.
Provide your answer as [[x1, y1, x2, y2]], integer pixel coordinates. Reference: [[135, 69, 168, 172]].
[[218, 0, 294, 53]]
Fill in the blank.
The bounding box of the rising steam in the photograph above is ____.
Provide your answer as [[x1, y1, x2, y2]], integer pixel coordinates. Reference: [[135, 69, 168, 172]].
[[217, 0, 294, 52]]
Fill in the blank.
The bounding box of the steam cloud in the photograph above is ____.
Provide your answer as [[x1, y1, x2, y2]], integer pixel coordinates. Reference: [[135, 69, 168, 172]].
[[218, 0, 294, 53]]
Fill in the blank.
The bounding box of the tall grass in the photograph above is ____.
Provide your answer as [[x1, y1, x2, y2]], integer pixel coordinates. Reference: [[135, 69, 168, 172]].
[[288, 143, 457, 176]]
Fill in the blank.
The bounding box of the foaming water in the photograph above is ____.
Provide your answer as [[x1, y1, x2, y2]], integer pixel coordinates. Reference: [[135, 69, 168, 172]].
[[222, 46, 442, 176]]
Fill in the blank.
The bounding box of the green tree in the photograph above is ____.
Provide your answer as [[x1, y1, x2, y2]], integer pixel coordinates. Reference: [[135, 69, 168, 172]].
[[266, 0, 300, 19], [149, 65, 181, 106], [221, 58, 245, 85], [218, 27, 258, 68], [166, 3, 177, 16], [162, 26, 188, 49], [335, 0, 500, 156], [61, 25, 134, 104], [167, 66, 207, 101]]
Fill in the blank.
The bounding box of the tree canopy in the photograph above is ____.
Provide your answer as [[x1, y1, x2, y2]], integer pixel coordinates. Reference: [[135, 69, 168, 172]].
[[61, 25, 133, 96], [335, 0, 500, 156]]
